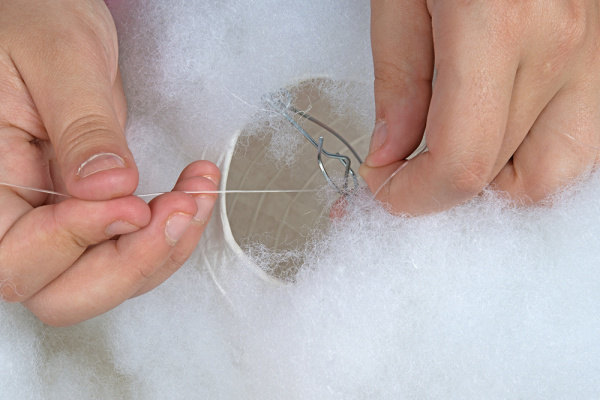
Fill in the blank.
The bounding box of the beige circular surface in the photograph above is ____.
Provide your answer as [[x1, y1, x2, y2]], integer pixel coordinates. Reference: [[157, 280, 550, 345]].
[[225, 79, 370, 280]]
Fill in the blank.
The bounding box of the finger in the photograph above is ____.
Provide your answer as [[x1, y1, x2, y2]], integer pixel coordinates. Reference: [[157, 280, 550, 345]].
[[492, 81, 600, 203], [132, 161, 221, 297], [22, 191, 198, 327], [8, 0, 135, 200], [488, 3, 582, 180], [0, 49, 52, 206], [489, 64, 562, 179], [365, 0, 433, 168], [361, 2, 520, 214], [0, 194, 150, 303], [175, 160, 221, 188]]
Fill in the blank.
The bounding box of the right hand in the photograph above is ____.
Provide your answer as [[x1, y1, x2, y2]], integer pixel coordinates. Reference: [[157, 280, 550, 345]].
[[361, 0, 600, 215]]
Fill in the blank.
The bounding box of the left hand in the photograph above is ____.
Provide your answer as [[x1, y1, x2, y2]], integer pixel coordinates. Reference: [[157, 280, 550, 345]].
[[0, 0, 220, 326]]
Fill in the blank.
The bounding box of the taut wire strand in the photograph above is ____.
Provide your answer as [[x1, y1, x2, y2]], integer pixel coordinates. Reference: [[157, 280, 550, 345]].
[[0, 182, 317, 199]]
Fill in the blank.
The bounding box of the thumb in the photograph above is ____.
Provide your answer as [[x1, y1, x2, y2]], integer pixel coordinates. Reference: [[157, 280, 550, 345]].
[[10, 0, 136, 200], [364, 0, 433, 169]]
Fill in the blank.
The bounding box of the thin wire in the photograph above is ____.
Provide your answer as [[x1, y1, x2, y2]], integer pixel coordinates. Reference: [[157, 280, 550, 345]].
[[136, 189, 316, 198], [563, 133, 600, 152], [373, 145, 428, 199], [263, 91, 363, 196], [288, 105, 363, 164], [0, 183, 69, 197], [0, 182, 317, 199], [373, 161, 408, 199]]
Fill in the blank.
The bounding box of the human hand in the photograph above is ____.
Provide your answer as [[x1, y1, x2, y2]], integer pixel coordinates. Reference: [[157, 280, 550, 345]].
[[360, 0, 600, 214], [0, 0, 219, 326]]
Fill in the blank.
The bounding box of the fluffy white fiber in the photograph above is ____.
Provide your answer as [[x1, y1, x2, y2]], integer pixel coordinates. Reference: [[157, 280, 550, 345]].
[[111, 0, 373, 176], [2, 0, 600, 398]]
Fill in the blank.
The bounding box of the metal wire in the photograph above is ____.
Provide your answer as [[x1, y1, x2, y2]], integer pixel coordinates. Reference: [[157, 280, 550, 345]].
[[263, 90, 362, 196]]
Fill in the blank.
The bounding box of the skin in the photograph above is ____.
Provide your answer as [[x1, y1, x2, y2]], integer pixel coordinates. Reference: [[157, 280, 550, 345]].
[[2, 0, 597, 324], [361, 0, 600, 215], [0, 0, 220, 327]]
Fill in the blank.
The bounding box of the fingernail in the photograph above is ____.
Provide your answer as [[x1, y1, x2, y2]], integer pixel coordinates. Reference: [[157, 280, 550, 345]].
[[106, 220, 139, 237], [201, 175, 220, 187], [193, 196, 216, 224], [165, 212, 193, 245], [369, 121, 388, 154], [78, 153, 126, 178]]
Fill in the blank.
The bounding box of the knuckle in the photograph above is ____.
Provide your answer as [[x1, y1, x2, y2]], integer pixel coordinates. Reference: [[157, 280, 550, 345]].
[[68, 230, 92, 250], [543, 10, 588, 66], [127, 262, 156, 287], [50, 203, 93, 250], [374, 60, 422, 93], [448, 158, 492, 196], [167, 250, 189, 273], [116, 239, 160, 284], [123, 251, 160, 285], [57, 114, 120, 161], [558, 2, 589, 47], [484, 3, 527, 45], [532, 3, 591, 79]]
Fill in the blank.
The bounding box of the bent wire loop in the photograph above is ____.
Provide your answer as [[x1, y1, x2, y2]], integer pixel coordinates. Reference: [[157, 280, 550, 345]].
[[264, 90, 362, 196]]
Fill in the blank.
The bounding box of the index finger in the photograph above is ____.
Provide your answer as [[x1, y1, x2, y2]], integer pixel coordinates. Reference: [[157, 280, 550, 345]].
[[361, 2, 519, 214]]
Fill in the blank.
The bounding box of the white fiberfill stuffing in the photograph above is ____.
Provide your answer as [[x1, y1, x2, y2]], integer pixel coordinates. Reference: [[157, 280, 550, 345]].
[[1, 0, 600, 398]]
